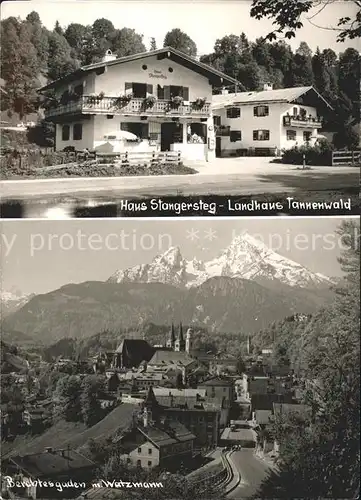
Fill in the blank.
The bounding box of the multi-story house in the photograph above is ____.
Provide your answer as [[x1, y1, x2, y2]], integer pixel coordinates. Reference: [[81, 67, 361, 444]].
[[117, 390, 195, 470], [212, 84, 333, 157], [39, 47, 239, 163]]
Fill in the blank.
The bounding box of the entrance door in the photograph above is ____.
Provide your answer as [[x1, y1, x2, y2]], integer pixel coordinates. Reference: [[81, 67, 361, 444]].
[[216, 137, 222, 157], [161, 122, 183, 151]]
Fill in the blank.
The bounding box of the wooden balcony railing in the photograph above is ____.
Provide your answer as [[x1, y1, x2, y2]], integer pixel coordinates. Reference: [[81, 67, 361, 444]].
[[44, 96, 211, 119], [283, 115, 322, 128]]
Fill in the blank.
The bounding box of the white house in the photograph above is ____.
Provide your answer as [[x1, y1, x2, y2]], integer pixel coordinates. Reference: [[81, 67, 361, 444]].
[[212, 85, 333, 157], [39, 47, 239, 162]]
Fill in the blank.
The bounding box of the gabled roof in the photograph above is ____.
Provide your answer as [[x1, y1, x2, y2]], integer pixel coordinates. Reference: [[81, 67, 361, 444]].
[[39, 46, 241, 92], [148, 350, 194, 367], [212, 86, 333, 111], [198, 376, 234, 387], [9, 450, 95, 478], [137, 420, 196, 448]]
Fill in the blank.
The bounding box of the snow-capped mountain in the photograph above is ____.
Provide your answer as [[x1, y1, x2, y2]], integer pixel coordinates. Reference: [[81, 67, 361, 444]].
[[1, 290, 33, 317], [108, 233, 333, 289]]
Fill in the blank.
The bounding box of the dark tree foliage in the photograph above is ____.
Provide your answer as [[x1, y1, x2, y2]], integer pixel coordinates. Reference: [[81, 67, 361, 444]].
[[163, 28, 197, 56], [1, 11, 359, 148], [250, 0, 361, 42], [26, 120, 55, 148], [255, 220, 360, 499]]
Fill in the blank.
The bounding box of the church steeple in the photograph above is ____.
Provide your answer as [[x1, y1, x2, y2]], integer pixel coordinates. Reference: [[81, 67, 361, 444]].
[[174, 322, 185, 352], [166, 323, 176, 349]]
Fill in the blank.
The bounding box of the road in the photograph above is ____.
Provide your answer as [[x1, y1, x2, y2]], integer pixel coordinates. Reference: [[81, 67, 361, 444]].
[[227, 449, 274, 499], [1, 163, 358, 200]]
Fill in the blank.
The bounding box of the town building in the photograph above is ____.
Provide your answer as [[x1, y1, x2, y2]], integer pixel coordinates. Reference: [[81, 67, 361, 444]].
[[2, 448, 96, 499], [212, 85, 333, 157], [39, 47, 239, 162], [116, 389, 195, 470]]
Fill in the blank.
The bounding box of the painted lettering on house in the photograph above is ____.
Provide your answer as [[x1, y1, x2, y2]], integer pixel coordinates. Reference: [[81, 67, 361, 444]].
[[149, 70, 167, 79]]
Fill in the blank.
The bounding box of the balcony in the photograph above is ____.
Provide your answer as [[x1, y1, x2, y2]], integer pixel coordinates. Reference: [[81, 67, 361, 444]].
[[283, 115, 322, 128], [44, 95, 211, 120]]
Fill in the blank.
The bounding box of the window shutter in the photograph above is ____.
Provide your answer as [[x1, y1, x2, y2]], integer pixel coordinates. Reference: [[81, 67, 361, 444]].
[[183, 87, 189, 101], [146, 84, 153, 96], [253, 131, 258, 140], [125, 82, 133, 94], [164, 86, 170, 100]]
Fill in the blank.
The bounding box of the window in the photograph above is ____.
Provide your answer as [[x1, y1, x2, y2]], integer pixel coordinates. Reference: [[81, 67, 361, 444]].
[[132, 83, 147, 98], [254, 105, 269, 117], [286, 130, 296, 141], [230, 130, 242, 142], [253, 130, 270, 141], [157, 85, 165, 100], [148, 448, 152, 455], [137, 460, 141, 467], [226, 107, 240, 119], [303, 131, 312, 142], [121, 122, 149, 139], [62, 125, 70, 141], [73, 123, 82, 140], [148, 461, 152, 467], [138, 447, 142, 453], [213, 115, 221, 127], [170, 85, 183, 98]]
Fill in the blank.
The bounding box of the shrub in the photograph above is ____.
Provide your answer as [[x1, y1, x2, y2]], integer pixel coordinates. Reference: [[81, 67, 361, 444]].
[[281, 139, 334, 166], [333, 126, 360, 150]]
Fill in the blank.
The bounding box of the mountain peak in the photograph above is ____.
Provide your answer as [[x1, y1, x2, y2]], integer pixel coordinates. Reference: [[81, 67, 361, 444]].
[[108, 237, 333, 289]]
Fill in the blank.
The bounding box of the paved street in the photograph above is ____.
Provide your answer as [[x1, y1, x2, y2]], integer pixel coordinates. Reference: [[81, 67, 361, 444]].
[[1, 159, 358, 200], [227, 449, 274, 499]]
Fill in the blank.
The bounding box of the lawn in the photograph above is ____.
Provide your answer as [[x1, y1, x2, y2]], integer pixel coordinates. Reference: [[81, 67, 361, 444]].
[[3, 403, 135, 458]]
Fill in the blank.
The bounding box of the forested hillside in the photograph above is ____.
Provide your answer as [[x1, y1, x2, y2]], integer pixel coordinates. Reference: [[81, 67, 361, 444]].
[[1, 10, 359, 138]]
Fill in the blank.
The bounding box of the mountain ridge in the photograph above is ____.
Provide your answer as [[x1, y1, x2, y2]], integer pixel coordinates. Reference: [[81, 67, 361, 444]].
[[108, 233, 333, 289]]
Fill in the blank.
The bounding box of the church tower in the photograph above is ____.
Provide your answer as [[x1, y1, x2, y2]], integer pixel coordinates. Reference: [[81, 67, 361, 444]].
[[174, 322, 185, 352], [166, 323, 176, 350], [186, 328, 193, 355]]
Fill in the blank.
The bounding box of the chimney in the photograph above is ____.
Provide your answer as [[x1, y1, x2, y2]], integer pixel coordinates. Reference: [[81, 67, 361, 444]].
[[263, 83, 273, 91], [103, 49, 117, 62]]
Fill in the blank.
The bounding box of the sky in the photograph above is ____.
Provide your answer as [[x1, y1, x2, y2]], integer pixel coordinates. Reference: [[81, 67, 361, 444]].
[[1, 0, 359, 55], [0, 217, 353, 295]]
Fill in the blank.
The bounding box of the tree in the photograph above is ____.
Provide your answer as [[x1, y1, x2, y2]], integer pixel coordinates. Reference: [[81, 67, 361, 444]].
[[64, 23, 88, 61], [55, 375, 82, 422], [54, 20, 64, 36], [236, 354, 246, 375], [250, 0, 361, 42], [338, 48, 361, 121], [150, 37, 157, 51], [47, 31, 79, 80], [110, 28, 146, 58], [1, 19, 40, 118], [80, 375, 103, 427], [26, 120, 55, 148], [257, 220, 360, 499], [163, 28, 197, 56], [290, 42, 314, 86]]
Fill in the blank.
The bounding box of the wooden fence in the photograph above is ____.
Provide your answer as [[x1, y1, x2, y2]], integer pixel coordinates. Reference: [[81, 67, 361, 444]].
[[63, 150, 182, 166], [331, 150, 360, 166], [1, 149, 183, 171]]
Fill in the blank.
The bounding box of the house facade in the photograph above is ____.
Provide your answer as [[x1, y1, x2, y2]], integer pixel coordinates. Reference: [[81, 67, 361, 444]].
[[40, 47, 239, 162], [212, 85, 333, 157]]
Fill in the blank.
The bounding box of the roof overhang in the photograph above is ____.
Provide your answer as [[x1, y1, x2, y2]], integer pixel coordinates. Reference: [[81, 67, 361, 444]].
[[38, 47, 241, 93]]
